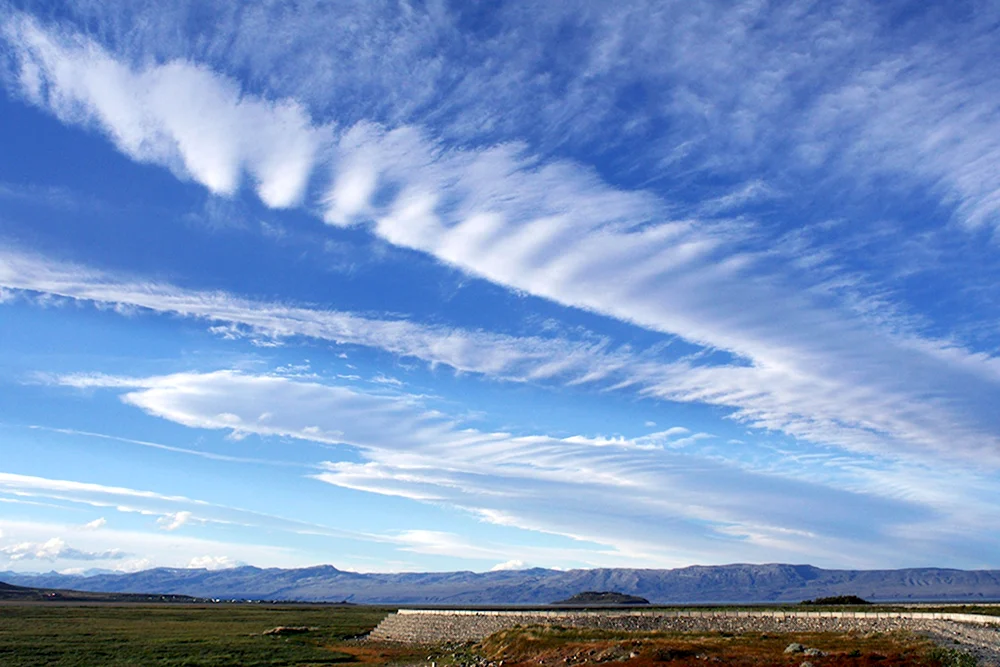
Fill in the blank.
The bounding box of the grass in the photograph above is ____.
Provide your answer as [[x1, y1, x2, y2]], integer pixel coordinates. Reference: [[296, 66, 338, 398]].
[[927, 647, 981, 667], [0, 604, 420, 666]]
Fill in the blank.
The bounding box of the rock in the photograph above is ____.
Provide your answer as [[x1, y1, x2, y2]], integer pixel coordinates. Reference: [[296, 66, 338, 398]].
[[800, 662, 815, 667], [803, 648, 826, 656], [784, 643, 806, 653], [262, 626, 313, 635]]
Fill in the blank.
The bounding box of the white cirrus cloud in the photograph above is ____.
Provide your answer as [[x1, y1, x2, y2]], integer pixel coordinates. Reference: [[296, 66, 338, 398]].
[[0, 470, 382, 548], [801, 31, 1000, 230], [0, 470, 204, 507], [25, 0, 980, 228], [0, 249, 643, 387], [11, 2, 1000, 233], [2, 14, 327, 208], [4, 248, 1000, 469], [48, 368, 1000, 569], [319, 123, 1000, 465]]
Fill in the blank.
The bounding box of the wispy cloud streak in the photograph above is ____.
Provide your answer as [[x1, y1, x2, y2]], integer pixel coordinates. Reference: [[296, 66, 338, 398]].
[[0, 471, 378, 546], [2, 14, 327, 207], [47, 368, 1000, 568], [3, 248, 1000, 467]]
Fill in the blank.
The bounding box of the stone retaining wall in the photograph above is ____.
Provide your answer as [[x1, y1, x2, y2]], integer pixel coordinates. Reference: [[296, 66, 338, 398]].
[[369, 609, 1000, 644]]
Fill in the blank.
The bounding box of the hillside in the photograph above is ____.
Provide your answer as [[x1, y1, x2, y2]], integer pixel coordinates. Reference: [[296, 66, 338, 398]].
[[0, 579, 204, 603], [4, 563, 1000, 604]]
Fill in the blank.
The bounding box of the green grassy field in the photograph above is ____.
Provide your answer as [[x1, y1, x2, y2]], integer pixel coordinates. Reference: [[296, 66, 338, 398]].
[[0, 604, 411, 666]]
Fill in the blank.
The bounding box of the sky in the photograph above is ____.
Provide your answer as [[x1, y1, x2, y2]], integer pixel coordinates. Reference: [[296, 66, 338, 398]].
[[1, 0, 1000, 576]]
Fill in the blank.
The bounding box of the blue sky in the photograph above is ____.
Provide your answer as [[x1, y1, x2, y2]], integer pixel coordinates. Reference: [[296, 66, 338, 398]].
[[1, 0, 1000, 575]]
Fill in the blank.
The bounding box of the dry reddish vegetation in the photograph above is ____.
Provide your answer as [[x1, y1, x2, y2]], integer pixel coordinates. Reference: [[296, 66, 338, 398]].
[[339, 642, 429, 664], [474, 627, 952, 667]]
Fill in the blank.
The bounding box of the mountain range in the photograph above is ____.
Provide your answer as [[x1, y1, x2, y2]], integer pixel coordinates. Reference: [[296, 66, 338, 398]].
[[4, 564, 1000, 604]]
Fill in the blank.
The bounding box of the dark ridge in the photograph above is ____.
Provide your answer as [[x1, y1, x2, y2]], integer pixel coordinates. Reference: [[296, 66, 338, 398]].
[[0, 579, 203, 603], [0, 581, 29, 592], [553, 591, 650, 605], [801, 595, 871, 605]]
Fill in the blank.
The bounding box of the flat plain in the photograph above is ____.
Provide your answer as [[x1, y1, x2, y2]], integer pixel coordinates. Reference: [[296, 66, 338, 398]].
[[0, 603, 419, 666]]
